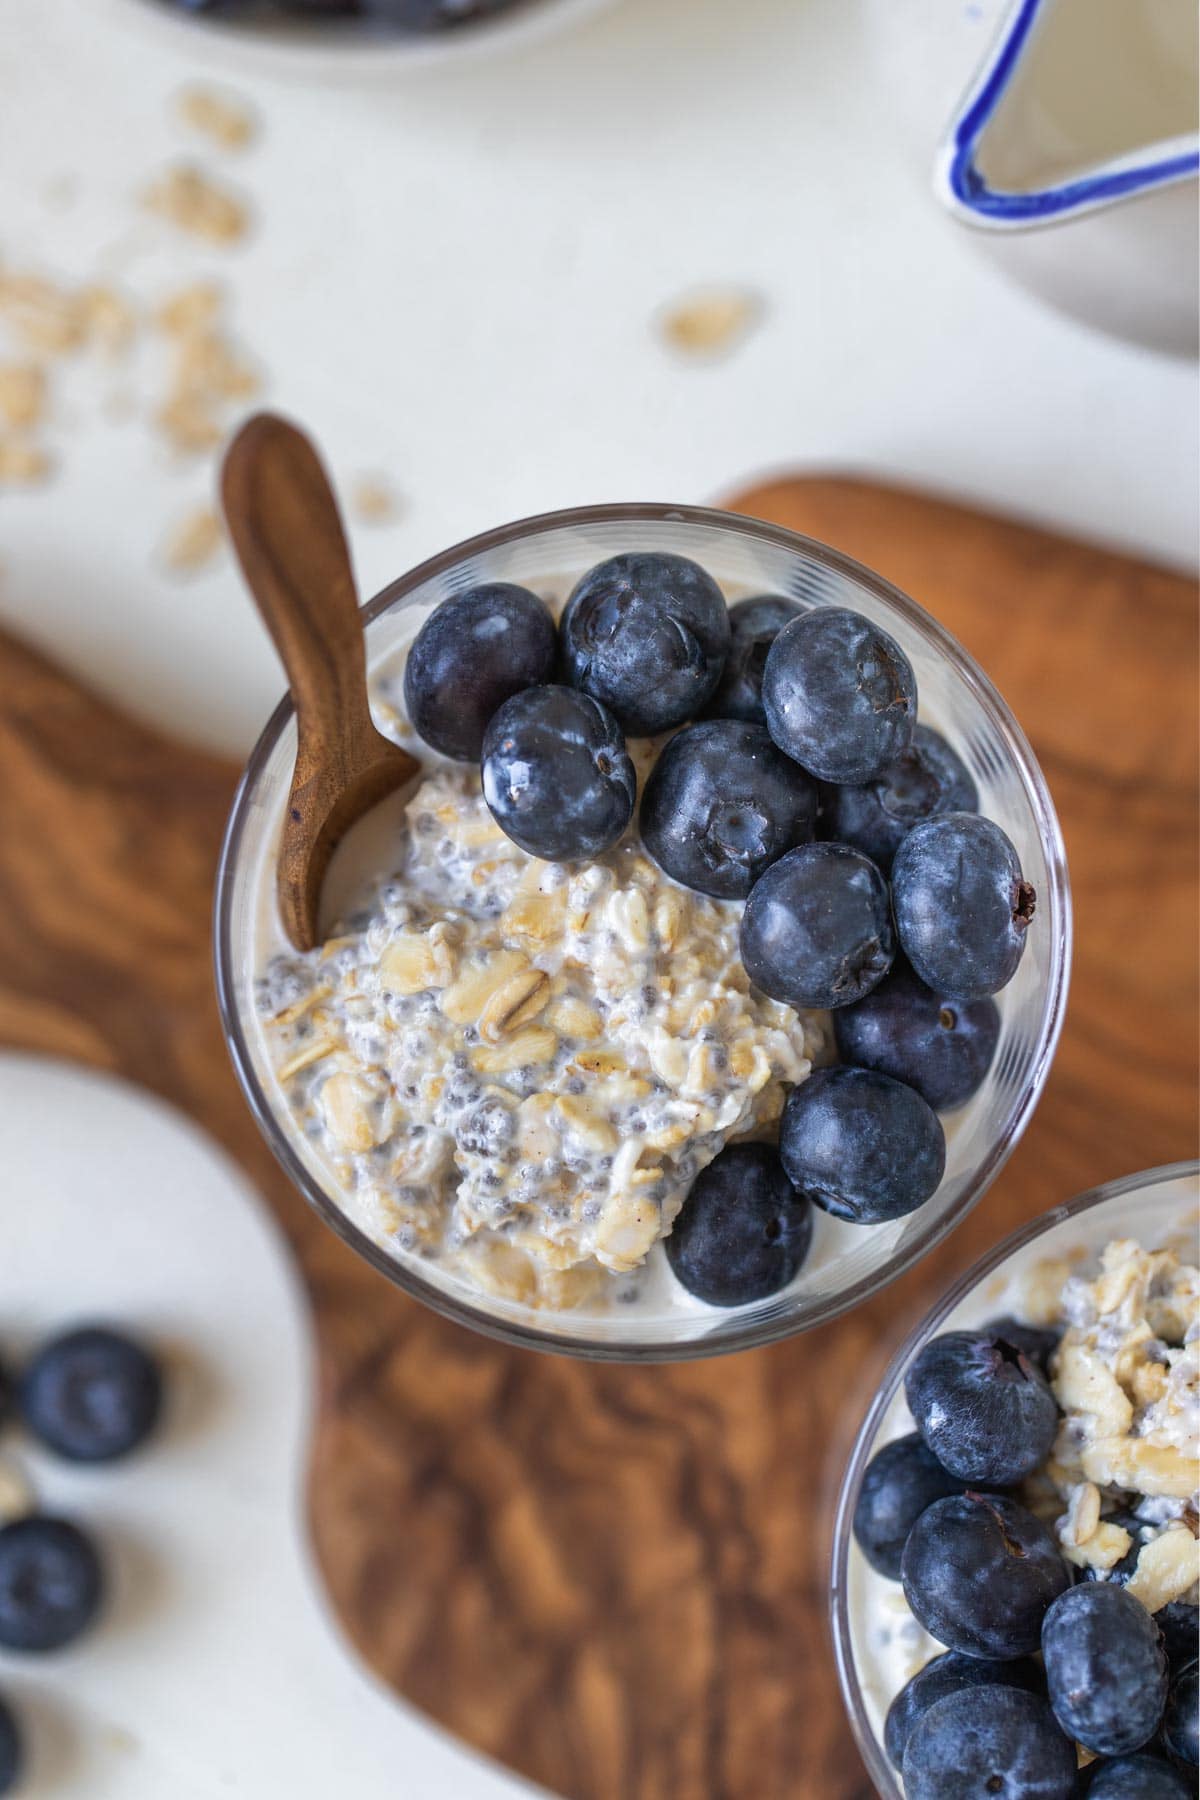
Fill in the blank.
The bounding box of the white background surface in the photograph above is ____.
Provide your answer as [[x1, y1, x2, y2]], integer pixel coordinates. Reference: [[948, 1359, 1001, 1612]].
[[0, 3, 1196, 1795], [1, 0, 1197, 761]]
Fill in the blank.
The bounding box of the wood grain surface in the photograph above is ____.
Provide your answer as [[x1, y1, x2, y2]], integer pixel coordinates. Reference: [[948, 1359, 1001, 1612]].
[[0, 477, 1195, 1800]]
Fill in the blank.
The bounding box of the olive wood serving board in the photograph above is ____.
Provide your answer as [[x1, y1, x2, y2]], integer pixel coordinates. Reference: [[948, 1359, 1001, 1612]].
[[0, 477, 1194, 1800]]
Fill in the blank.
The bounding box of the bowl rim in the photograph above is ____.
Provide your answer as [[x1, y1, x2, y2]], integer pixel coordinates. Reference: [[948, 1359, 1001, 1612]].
[[213, 498, 1073, 1362], [829, 1156, 1200, 1796], [937, 0, 1200, 230], [100, 0, 615, 82]]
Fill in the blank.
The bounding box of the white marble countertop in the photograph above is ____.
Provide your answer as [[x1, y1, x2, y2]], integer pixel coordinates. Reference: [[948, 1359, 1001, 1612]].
[[0, 0, 1196, 762]]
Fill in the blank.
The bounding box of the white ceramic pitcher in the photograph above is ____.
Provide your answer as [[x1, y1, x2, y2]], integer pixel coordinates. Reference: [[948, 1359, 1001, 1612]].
[[865, 0, 1199, 356]]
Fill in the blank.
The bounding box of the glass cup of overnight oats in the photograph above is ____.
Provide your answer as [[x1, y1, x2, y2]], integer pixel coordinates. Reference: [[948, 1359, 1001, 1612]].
[[214, 503, 1070, 1360], [832, 1161, 1200, 1799]]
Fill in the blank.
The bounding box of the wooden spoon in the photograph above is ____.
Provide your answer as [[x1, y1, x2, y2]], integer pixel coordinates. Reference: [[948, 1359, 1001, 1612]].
[[222, 412, 419, 952]]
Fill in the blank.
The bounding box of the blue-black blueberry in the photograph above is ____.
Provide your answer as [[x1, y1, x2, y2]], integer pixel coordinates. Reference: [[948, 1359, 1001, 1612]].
[[1084, 1753, 1195, 1800], [403, 583, 557, 761], [699, 594, 802, 726], [833, 957, 1000, 1112], [0, 1517, 104, 1653], [664, 1143, 812, 1306], [0, 1696, 18, 1799], [824, 723, 977, 874], [1162, 1657, 1198, 1767], [884, 1650, 1045, 1772], [901, 1685, 1077, 1800], [979, 1316, 1061, 1375], [892, 813, 1036, 1001], [739, 842, 894, 1010], [904, 1329, 1058, 1485], [21, 1326, 162, 1464], [853, 1433, 967, 1580], [779, 1066, 945, 1225], [1042, 1583, 1168, 1758], [480, 685, 635, 861], [901, 1491, 1070, 1659], [761, 605, 916, 784], [560, 552, 730, 737], [639, 719, 818, 899]]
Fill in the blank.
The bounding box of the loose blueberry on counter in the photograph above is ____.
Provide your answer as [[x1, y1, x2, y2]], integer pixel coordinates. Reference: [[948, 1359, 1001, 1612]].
[[0, 1697, 18, 1799], [699, 595, 801, 726], [560, 552, 730, 737], [1042, 1583, 1168, 1758], [979, 1316, 1061, 1375], [664, 1143, 812, 1306], [403, 584, 557, 762], [739, 842, 894, 1010], [892, 812, 1037, 1001], [480, 685, 635, 861], [901, 1491, 1070, 1659], [904, 1329, 1058, 1486], [639, 720, 818, 899], [853, 1434, 967, 1579], [1084, 1752, 1195, 1800], [1157, 1601, 1200, 1675], [901, 1685, 1077, 1800], [0, 1517, 104, 1652], [363, 0, 516, 24], [779, 1066, 945, 1225], [884, 1650, 1045, 1770], [1162, 1658, 1198, 1767], [824, 724, 978, 875], [833, 958, 1001, 1112], [761, 605, 916, 784], [21, 1327, 162, 1464]]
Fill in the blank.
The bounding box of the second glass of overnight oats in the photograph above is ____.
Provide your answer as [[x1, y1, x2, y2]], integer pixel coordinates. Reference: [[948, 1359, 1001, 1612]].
[[833, 1163, 1200, 1799], [215, 504, 1070, 1358]]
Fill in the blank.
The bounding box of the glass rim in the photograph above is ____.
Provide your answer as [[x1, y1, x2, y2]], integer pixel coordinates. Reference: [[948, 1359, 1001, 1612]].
[[213, 499, 1073, 1363], [829, 1157, 1200, 1797]]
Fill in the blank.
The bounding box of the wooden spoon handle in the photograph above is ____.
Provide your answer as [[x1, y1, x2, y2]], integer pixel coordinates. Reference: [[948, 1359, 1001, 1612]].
[[222, 413, 376, 751]]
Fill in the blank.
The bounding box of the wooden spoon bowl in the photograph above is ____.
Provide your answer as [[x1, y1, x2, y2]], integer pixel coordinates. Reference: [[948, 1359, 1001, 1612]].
[[222, 413, 419, 952]]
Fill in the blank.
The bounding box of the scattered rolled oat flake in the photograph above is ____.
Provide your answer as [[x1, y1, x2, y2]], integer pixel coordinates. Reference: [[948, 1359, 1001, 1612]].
[[175, 85, 259, 152], [0, 439, 54, 485], [156, 282, 225, 338], [658, 287, 765, 360], [142, 164, 251, 246], [0, 1456, 35, 1525], [161, 506, 225, 575], [0, 272, 86, 356], [80, 284, 138, 355], [351, 475, 402, 525], [0, 362, 47, 431]]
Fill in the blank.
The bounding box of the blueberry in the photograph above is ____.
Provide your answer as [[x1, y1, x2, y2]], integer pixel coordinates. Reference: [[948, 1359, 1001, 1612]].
[[361, 0, 515, 24], [902, 1686, 1077, 1800], [905, 1329, 1058, 1485], [979, 1316, 1061, 1375], [884, 1650, 1045, 1770], [403, 584, 557, 762], [1157, 1602, 1199, 1675], [761, 605, 916, 784], [824, 725, 978, 874], [480, 685, 635, 861], [1162, 1658, 1198, 1767], [779, 1066, 945, 1224], [21, 1327, 162, 1463], [664, 1143, 813, 1306], [560, 552, 730, 736], [739, 842, 894, 1010], [639, 720, 818, 899], [1042, 1584, 1168, 1757], [833, 957, 1000, 1112], [699, 594, 802, 726], [892, 813, 1037, 1001], [0, 1517, 104, 1652], [0, 1697, 18, 1798], [901, 1492, 1070, 1659], [1084, 1753, 1195, 1799], [853, 1433, 966, 1579]]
